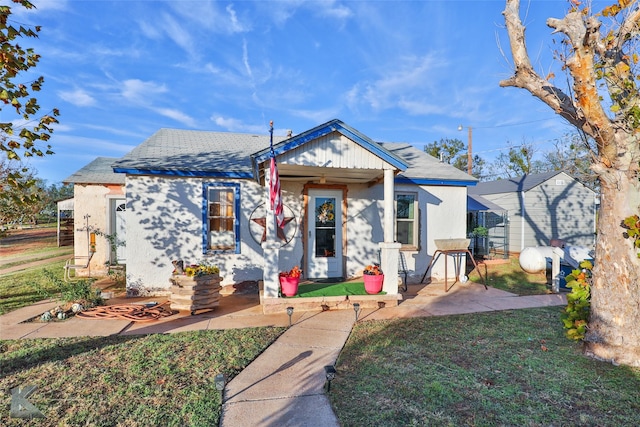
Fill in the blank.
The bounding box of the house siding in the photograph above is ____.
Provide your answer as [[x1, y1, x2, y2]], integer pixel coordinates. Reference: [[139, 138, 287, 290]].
[[477, 172, 596, 252], [72, 184, 124, 276], [123, 174, 468, 294], [279, 132, 393, 170], [522, 174, 596, 248]]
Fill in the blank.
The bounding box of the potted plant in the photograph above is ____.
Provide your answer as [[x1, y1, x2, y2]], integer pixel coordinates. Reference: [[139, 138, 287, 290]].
[[363, 264, 384, 294], [279, 266, 301, 297]]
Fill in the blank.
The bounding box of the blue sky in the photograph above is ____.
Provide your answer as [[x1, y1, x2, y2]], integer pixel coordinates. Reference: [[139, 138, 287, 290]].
[[10, 0, 584, 185]]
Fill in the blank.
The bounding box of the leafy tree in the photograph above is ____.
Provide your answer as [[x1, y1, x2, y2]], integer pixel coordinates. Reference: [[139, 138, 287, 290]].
[[0, 1, 59, 203], [502, 0, 640, 367], [424, 138, 465, 163], [0, 159, 42, 225], [424, 138, 487, 178], [42, 182, 73, 214]]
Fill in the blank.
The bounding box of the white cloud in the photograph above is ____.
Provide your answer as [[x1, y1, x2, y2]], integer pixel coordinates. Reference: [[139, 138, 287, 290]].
[[349, 53, 449, 114], [211, 115, 265, 133], [155, 108, 197, 128], [266, 0, 352, 26], [138, 19, 163, 40], [242, 39, 253, 80], [161, 13, 197, 57], [11, 0, 68, 16], [289, 107, 341, 124], [57, 88, 96, 107], [226, 4, 248, 33], [84, 124, 147, 139], [120, 79, 168, 104], [396, 99, 444, 116], [316, 1, 353, 20]]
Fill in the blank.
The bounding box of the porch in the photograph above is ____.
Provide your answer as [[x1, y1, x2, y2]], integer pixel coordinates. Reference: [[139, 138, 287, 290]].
[[259, 279, 401, 314]]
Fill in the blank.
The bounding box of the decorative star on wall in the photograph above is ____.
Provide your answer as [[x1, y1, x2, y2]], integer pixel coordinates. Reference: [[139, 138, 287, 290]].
[[248, 203, 298, 246], [251, 215, 295, 242]]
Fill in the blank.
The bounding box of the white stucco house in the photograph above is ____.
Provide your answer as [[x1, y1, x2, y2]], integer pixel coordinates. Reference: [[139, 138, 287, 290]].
[[63, 156, 126, 277], [66, 119, 477, 305]]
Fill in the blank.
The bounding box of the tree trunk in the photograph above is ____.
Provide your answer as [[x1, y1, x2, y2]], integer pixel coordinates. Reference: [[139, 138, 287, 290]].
[[501, 0, 640, 367], [585, 171, 640, 367]]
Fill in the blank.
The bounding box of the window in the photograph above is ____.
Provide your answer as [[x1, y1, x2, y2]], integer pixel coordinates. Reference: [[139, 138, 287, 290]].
[[396, 193, 418, 249], [204, 183, 240, 253]]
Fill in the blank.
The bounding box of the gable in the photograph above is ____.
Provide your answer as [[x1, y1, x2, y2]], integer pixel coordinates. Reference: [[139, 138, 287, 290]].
[[251, 119, 408, 185]]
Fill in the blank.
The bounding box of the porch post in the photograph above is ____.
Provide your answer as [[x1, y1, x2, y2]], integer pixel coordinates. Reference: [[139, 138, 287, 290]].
[[383, 168, 394, 242], [380, 168, 400, 294], [262, 165, 280, 298]]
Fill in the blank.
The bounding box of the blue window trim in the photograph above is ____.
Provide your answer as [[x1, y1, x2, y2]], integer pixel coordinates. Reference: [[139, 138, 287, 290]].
[[203, 182, 241, 255]]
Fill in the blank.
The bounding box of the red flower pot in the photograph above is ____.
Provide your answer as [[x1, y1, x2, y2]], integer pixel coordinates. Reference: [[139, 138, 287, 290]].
[[280, 276, 300, 297], [364, 274, 384, 294]]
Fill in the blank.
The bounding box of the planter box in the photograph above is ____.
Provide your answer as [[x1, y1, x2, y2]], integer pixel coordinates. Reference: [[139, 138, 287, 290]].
[[169, 274, 222, 314]]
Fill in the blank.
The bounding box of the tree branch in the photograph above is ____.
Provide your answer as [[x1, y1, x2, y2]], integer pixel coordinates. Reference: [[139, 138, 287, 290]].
[[500, 0, 581, 127]]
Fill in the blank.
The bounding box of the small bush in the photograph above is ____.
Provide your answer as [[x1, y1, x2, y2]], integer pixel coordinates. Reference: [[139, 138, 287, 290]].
[[36, 269, 103, 306], [561, 260, 592, 340]]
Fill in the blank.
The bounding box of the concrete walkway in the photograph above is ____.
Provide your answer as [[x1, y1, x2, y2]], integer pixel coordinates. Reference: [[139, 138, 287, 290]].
[[0, 282, 567, 427]]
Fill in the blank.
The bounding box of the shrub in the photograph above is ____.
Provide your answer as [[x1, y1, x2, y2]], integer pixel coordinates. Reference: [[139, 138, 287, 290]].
[[561, 260, 592, 340], [36, 269, 103, 306]]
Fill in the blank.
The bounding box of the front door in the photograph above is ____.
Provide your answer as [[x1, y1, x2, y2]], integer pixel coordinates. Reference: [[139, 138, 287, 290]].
[[114, 200, 126, 264], [307, 189, 343, 279]]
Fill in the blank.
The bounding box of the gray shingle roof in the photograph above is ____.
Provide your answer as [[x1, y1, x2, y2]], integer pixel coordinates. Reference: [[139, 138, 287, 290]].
[[382, 143, 477, 183], [468, 171, 565, 195], [105, 126, 476, 184], [63, 157, 125, 185], [468, 194, 505, 211], [112, 128, 286, 175]]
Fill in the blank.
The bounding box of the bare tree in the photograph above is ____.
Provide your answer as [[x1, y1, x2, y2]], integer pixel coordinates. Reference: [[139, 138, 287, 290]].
[[502, 0, 640, 366], [544, 133, 598, 190], [488, 139, 546, 179]]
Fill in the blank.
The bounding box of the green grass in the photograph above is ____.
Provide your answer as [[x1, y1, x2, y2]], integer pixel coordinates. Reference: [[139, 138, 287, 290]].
[[0, 260, 69, 315], [0, 328, 285, 426], [0, 247, 73, 269], [330, 307, 640, 426], [469, 256, 550, 295]]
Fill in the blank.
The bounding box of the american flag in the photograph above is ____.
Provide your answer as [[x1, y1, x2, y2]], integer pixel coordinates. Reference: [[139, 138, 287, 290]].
[[269, 122, 285, 229]]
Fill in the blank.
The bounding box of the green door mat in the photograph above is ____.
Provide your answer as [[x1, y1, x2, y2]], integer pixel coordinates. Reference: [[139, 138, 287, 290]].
[[286, 282, 386, 298]]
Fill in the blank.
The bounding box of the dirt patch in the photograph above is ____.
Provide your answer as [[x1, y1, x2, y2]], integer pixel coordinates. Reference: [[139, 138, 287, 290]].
[[0, 227, 57, 256]]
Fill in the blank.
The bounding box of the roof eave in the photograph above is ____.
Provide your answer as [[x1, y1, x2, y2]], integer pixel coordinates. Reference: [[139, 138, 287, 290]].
[[395, 177, 478, 186]]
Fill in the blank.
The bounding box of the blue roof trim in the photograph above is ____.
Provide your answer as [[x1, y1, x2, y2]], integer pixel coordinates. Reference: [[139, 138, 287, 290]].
[[250, 119, 408, 180], [113, 167, 253, 179], [395, 177, 477, 187]]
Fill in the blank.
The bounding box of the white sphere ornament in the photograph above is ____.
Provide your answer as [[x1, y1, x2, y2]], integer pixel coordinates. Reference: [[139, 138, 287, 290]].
[[71, 303, 84, 313], [41, 312, 52, 321], [57, 312, 67, 320]]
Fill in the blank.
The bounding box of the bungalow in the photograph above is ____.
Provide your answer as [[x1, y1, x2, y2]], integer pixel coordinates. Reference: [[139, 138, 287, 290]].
[[66, 119, 477, 304], [468, 171, 597, 252]]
